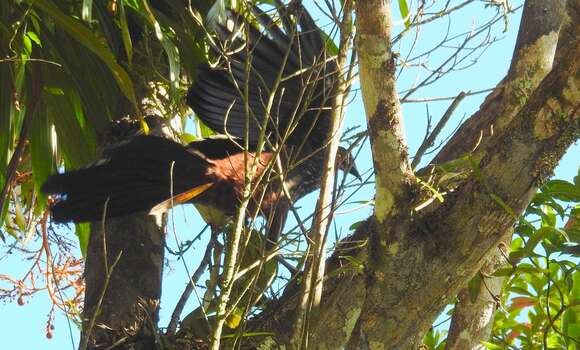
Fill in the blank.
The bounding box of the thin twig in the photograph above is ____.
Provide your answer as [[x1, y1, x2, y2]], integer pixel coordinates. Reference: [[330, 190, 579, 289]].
[[412, 91, 466, 169], [403, 88, 493, 103], [166, 234, 216, 335], [291, 1, 354, 347]]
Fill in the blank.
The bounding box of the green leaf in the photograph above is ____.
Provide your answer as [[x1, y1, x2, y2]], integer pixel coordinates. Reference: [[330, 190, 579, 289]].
[[139, 0, 181, 96], [225, 307, 244, 329], [117, 0, 133, 64], [349, 220, 364, 231], [221, 331, 275, 339], [197, 117, 215, 138], [567, 323, 580, 344], [0, 54, 12, 223], [26, 31, 41, 46], [398, 0, 411, 28], [42, 27, 118, 130], [75, 223, 90, 256], [571, 271, 580, 303], [29, 97, 53, 209], [416, 177, 444, 203], [523, 227, 553, 255], [29, 0, 137, 104], [319, 29, 339, 56], [542, 179, 580, 202], [563, 309, 577, 340], [437, 154, 472, 172], [81, 0, 93, 22], [205, 0, 226, 31], [181, 132, 198, 144], [480, 341, 503, 349], [422, 327, 440, 348], [13, 192, 26, 232], [44, 87, 94, 168], [341, 255, 365, 271], [541, 205, 557, 228]]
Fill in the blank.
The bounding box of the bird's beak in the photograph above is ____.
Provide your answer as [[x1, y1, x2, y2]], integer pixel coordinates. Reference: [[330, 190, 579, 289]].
[[349, 163, 362, 182]]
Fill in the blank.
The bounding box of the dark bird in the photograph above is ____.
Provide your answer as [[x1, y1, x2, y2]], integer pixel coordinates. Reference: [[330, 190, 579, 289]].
[[42, 3, 360, 237]]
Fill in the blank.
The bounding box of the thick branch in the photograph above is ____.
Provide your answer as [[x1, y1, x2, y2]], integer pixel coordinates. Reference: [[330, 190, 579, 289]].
[[350, 33, 579, 348], [356, 0, 413, 223], [445, 236, 510, 350], [242, 2, 578, 348], [290, 1, 354, 347], [555, 0, 579, 61]]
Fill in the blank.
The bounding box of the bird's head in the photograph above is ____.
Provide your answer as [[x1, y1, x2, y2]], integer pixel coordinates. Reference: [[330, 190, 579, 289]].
[[337, 147, 362, 181]]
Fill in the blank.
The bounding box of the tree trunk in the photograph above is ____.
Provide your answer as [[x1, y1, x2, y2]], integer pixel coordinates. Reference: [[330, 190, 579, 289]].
[[80, 215, 165, 349], [79, 119, 170, 349]]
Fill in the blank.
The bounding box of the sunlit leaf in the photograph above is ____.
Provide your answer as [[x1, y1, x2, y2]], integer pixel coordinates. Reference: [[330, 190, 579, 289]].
[[225, 307, 244, 329], [481, 341, 503, 349], [181, 132, 197, 144], [349, 220, 364, 231], [571, 271, 580, 303], [197, 117, 216, 138], [76, 223, 90, 256], [82, 0, 93, 22], [543, 179, 580, 202], [567, 323, 580, 343], [541, 205, 557, 228], [139, 0, 181, 97], [319, 29, 339, 56], [13, 192, 26, 232], [523, 227, 554, 255], [398, 0, 410, 28]]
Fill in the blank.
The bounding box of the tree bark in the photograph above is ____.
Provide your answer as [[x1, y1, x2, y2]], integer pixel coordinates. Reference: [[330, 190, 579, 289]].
[[80, 119, 170, 349], [356, 0, 414, 224], [444, 1, 569, 347], [81, 215, 165, 349], [248, 1, 578, 348], [348, 28, 579, 349], [445, 236, 509, 350]]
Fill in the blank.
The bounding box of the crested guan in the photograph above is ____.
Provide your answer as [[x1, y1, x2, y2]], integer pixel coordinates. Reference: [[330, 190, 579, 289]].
[[42, 2, 360, 241]]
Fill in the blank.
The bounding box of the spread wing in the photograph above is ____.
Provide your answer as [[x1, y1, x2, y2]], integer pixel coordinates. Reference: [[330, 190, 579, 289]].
[[187, 3, 337, 152]]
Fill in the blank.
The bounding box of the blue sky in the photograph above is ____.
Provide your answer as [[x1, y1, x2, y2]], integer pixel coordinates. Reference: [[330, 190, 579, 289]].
[[1, 1, 578, 349]]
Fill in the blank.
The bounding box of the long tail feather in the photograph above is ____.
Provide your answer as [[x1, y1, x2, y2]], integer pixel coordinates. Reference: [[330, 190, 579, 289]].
[[42, 136, 212, 223]]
